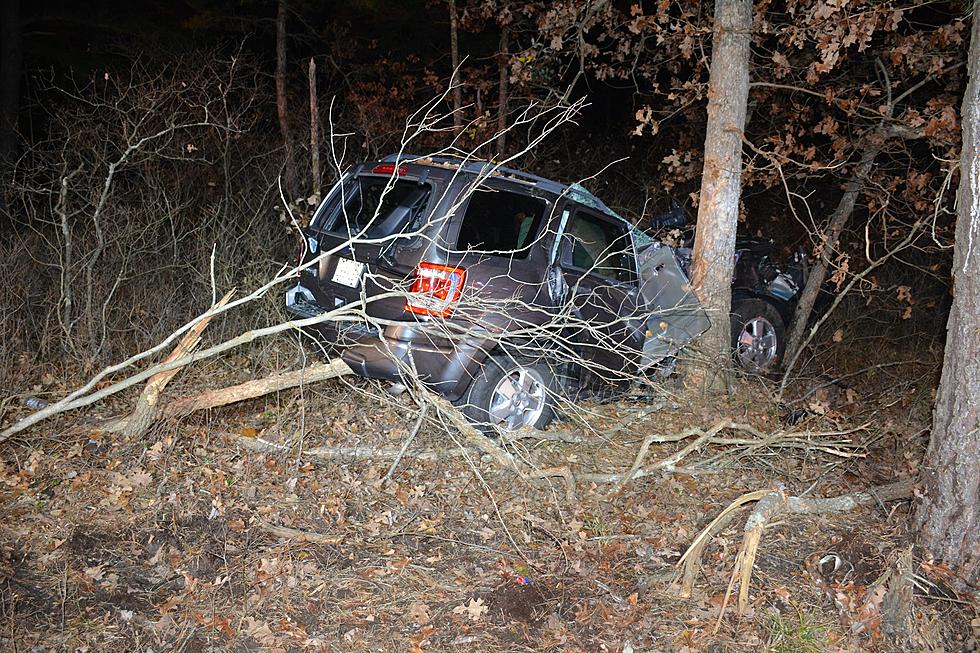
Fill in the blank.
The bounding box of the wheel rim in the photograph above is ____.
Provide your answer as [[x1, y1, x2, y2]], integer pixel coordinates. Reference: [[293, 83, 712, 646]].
[[487, 366, 547, 432], [735, 316, 779, 371]]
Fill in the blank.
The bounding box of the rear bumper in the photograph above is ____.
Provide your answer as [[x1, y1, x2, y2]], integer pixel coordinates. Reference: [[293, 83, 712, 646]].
[[286, 283, 486, 401]]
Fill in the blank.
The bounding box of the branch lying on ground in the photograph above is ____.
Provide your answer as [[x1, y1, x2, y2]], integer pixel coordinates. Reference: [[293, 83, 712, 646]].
[[108, 291, 234, 437], [674, 479, 915, 633]]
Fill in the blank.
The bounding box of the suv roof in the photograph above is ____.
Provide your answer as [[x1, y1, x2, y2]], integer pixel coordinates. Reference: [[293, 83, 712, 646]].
[[379, 153, 626, 225]]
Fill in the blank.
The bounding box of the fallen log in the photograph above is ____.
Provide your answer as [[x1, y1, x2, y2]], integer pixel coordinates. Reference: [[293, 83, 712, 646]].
[[162, 358, 353, 418]]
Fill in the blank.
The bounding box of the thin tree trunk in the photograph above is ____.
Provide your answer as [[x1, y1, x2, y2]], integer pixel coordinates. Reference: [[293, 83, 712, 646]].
[[782, 145, 879, 368], [308, 57, 321, 199], [448, 0, 463, 135], [496, 24, 509, 155], [914, 12, 980, 587], [689, 0, 752, 384], [0, 0, 22, 194], [276, 0, 297, 197]]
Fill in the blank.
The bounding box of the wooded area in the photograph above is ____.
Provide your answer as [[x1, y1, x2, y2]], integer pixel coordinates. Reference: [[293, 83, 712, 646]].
[[0, 0, 977, 651]]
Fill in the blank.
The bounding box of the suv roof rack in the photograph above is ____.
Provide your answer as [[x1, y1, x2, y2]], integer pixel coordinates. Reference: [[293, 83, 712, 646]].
[[379, 153, 622, 222]]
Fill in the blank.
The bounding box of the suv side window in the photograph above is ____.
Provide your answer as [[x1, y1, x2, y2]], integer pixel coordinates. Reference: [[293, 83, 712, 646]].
[[564, 210, 635, 283], [455, 187, 547, 259]]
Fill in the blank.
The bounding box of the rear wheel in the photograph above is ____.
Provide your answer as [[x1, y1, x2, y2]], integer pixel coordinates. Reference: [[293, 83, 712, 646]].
[[455, 355, 558, 434], [731, 298, 785, 373]]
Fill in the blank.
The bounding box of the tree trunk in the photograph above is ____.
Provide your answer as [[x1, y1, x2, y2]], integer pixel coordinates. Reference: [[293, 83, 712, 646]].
[[496, 24, 509, 155], [914, 13, 980, 588], [782, 145, 879, 368], [0, 0, 22, 208], [276, 0, 298, 198], [689, 0, 752, 383], [308, 57, 321, 199], [448, 0, 463, 135]]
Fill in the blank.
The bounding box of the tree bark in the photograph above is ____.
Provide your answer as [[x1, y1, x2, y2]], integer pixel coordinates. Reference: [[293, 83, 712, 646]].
[[914, 13, 980, 588], [448, 0, 463, 135], [308, 57, 321, 199], [0, 0, 22, 208], [689, 0, 752, 382], [276, 0, 298, 197], [782, 145, 880, 368], [496, 24, 509, 155]]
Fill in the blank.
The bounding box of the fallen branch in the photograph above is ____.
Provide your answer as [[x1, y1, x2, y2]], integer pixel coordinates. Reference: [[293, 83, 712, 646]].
[[674, 479, 915, 632], [233, 432, 481, 461], [256, 518, 343, 545], [109, 291, 234, 437], [164, 358, 352, 418]]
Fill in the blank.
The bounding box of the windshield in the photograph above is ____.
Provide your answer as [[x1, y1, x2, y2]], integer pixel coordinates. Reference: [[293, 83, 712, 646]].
[[313, 174, 432, 239]]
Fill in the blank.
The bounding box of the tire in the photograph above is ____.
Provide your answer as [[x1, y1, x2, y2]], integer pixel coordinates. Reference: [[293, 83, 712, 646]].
[[730, 298, 785, 373], [454, 354, 559, 435]]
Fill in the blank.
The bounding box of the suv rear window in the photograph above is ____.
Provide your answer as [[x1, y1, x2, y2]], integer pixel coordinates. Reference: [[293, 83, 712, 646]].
[[455, 187, 546, 259], [314, 175, 431, 238]]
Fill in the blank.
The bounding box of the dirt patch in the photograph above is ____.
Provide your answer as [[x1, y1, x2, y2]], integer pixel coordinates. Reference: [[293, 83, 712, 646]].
[[488, 580, 548, 624]]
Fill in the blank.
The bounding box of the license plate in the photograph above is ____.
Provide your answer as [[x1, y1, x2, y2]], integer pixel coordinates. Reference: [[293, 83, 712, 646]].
[[332, 257, 364, 288]]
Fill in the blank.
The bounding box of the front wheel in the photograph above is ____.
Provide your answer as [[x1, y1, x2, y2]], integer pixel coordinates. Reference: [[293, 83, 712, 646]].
[[730, 299, 785, 373], [455, 355, 558, 434]]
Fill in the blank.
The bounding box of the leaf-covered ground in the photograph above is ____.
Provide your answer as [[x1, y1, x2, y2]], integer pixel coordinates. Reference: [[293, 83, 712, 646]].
[[1, 354, 977, 652]]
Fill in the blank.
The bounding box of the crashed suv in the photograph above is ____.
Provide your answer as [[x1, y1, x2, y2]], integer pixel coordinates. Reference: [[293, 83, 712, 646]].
[[286, 155, 709, 432]]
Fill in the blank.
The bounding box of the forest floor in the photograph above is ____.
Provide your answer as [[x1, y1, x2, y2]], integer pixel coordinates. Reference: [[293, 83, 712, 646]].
[[1, 343, 978, 652]]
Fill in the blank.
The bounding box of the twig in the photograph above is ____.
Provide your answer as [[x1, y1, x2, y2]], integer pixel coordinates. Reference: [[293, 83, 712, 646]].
[[385, 405, 429, 482], [256, 518, 343, 545]]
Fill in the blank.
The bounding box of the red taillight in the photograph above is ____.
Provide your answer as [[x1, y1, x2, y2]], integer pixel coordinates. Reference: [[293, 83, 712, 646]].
[[372, 163, 408, 176], [405, 262, 466, 318]]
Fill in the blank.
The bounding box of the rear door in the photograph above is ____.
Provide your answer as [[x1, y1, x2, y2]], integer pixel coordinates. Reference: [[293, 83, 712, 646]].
[[300, 168, 438, 320], [558, 208, 645, 379]]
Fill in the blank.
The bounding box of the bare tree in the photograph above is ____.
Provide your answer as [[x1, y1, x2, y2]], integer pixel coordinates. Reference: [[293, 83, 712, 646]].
[[914, 13, 980, 587], [276, 0, 298, 197], [448, 0, 464, 135], [688, 0, 752, 383]]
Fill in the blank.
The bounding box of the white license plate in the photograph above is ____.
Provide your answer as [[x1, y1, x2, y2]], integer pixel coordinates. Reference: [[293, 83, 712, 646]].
[[331, 257, 364, 288]]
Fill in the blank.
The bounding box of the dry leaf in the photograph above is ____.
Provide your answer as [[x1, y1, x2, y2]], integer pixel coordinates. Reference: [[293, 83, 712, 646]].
[[832, 329, 844, 342], [241, 427, 258, 438], [453, 598, 488, 622], [405, 602, 431, 624]]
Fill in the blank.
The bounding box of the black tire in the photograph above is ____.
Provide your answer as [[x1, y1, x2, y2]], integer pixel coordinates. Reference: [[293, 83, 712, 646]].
[[454, 354, 559, 435], [730, 298, 785, 373]]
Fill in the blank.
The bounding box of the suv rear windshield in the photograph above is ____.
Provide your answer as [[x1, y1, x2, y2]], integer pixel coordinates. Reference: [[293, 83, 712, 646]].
[[456, 187, 546, 259], [314, 175, 432, 238]]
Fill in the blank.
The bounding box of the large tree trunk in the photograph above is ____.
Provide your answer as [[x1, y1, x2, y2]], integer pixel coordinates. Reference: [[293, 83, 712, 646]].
[[276, 0, 298, 197], [914, 14, 980, 588], [689, 0, 752, 382], [782, 145, 879, 369], [0, 0, 22, 207], [448, 0, 463, 135]]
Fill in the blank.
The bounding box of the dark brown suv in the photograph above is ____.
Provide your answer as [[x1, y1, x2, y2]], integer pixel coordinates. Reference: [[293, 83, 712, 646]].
[[286, 155, 707, 432]]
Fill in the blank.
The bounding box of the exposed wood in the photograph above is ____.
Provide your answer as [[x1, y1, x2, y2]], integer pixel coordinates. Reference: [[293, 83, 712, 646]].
[[914, 12, 980, 588], [688, 0, 752, 383], [164, 358, 353, 418], [111, 290, 234, 437], [676, 479, 915, 631]]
